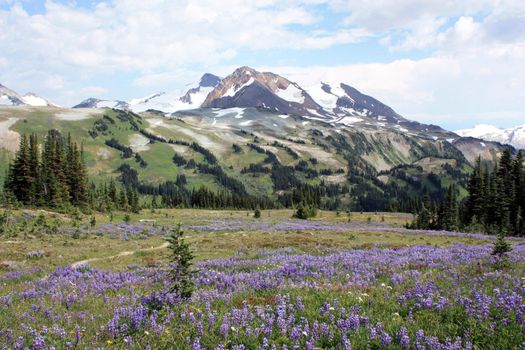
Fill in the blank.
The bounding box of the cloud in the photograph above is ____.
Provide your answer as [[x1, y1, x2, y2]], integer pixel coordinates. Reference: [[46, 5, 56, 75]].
[[265, 47, 525, 130], [0, 0, 363, 73], [0, 0, 524, 128]]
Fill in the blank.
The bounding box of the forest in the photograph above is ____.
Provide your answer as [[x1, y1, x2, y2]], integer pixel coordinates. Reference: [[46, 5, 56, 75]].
[[3, 129, 524, 236]]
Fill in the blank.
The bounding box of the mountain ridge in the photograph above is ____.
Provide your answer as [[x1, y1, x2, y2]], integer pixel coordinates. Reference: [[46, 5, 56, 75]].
[[456, 124, 525, 150], [0, 83, 58, 107]]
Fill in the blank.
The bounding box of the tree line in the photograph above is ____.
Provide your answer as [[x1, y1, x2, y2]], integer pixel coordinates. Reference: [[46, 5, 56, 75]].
[[3, 130, 89, 208], [411, 149, 525, 236]]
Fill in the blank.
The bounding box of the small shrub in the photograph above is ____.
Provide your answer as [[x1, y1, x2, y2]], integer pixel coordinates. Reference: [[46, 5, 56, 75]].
[[72, 230, 81, 239], [492, 231, 512, 269], [254, 209, 261, 219], [293, 204, 317, 220]]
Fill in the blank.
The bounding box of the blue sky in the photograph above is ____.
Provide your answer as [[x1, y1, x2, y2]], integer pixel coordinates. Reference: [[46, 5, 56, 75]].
[[1, 0, 525, 130]]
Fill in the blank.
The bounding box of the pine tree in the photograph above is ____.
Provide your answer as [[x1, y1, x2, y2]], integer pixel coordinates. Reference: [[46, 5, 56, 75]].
[[466, 157, 485, 224], [130, 188, 140, 213], [108, 178, 117, 204], [118, 188, 129, 211], [492, 230, 512, 269], [28, 133, 42, 206], [5, 134, 33, 204], [166, 224, 194, 298], [41, 130, 69, 207], [512, 151, 524, 235]]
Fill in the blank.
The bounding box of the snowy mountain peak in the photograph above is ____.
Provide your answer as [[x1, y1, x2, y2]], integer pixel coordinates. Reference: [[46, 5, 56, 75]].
[[124, 73, 222, 113], [201, 66, 324, 117], [455, 124, 525, 150], [0, 83, 57, 107]]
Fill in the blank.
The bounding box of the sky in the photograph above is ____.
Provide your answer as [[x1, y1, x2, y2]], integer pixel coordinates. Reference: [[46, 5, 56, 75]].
[[1, 0, 524, 130]]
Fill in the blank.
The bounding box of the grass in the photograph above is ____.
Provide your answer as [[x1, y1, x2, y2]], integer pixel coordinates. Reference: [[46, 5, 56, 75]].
[[0, 209, 488, 272], [0, 208, 523, 349]]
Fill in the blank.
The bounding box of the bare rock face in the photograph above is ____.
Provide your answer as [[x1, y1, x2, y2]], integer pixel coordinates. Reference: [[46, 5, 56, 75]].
[[202, 66, 326, 118]]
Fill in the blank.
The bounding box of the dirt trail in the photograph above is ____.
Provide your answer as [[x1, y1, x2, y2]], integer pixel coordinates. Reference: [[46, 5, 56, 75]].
[[70, 242, 169, 268]]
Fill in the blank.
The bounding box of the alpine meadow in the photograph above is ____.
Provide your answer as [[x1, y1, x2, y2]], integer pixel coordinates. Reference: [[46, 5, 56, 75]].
[[1, 1, 525, 349]]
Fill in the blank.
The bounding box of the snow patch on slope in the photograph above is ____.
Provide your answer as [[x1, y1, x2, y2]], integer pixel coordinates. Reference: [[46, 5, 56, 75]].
[[275, 83, 305, 104], [225, 77, 255, 97], [306, 84, 338, 109], [213, 107, 246, 118]]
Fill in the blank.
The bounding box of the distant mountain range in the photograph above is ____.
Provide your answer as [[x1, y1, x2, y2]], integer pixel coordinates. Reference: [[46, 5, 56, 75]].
[[456, 124, 525, 150], [73, 73, 222, 112], [0, 66, 516, 211], [0, 84, 58, 107], [71, 66, 454, 140], [2, 66, 522, 152]]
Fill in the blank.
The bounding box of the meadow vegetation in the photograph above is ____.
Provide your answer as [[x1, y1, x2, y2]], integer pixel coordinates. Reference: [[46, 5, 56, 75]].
[[0, 209, 523, 349]]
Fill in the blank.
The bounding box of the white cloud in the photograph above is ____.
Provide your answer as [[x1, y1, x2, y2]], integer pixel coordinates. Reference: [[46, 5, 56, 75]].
[[0, 0, 524, 129], [0, 0, 361, 73], [265, 46, 525, 130]]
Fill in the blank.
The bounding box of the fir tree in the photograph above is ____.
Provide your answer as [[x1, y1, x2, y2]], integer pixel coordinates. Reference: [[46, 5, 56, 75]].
[[166, 224, 194, 298], [5, 134, 33, 204], [41, 130, 69, 207], [28, 133, 42, 206], [466, 157, 485, 223]]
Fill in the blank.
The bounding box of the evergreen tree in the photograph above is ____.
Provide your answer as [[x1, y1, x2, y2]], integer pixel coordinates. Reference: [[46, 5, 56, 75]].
[[466, 157, 485, 223], [28, 133, 42, 206], [166, 224, 194, 298], [5, 134, 33, 204], [118, 188, 129, 211], [512, 151, 524, 235], [492, 230, 512, 269], [41, 130, 69, 207], [414, 194, 433, 229], [108, 178, 117, 204], [66, 136, 88, 206]]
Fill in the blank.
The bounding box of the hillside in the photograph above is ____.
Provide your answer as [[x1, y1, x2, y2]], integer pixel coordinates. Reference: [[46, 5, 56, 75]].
[[0, 110, 506, 212], [0, 67, 513, 211]]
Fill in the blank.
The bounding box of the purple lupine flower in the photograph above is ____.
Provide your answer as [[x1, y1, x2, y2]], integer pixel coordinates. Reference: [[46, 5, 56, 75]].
[[342, 334, 352, 350], [192, 337, 203, 350]]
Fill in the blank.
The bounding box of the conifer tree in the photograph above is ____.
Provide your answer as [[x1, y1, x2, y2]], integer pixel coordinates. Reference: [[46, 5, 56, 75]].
[[28, 133, 42, 206], [41, 130, 69, 207], [466, 157, 485, 223], [5, 134, 33, 204], [166, 224, 194, 298]]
